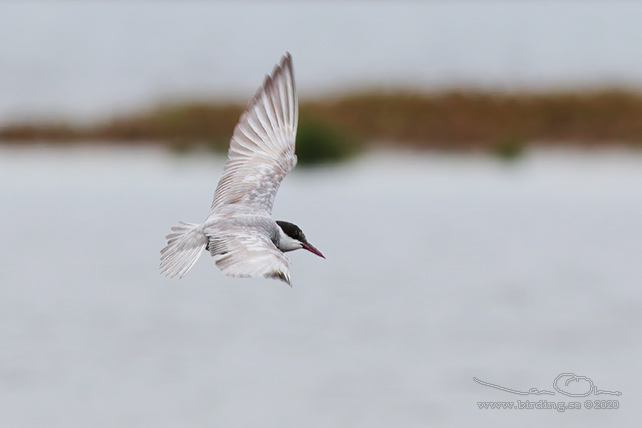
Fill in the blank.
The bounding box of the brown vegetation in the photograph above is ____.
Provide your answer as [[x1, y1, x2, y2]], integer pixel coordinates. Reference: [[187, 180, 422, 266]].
[[3, 90, 642, 153], [302, 90, 642, 150]]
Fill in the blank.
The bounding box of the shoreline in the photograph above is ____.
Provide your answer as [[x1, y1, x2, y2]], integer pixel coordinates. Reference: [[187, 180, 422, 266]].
[[2, 89, 642, 162]]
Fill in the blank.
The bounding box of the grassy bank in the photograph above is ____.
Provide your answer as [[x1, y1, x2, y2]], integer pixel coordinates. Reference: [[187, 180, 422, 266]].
[[2, 90, 642, 162]]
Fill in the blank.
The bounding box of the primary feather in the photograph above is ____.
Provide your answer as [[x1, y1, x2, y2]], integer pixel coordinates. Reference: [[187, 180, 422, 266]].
[[209, 225, 292, 285], [211, 52, 298, 215]]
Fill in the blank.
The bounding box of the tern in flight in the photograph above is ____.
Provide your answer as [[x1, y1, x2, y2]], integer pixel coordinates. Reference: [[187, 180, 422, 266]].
[[160, 53, 324, 285]]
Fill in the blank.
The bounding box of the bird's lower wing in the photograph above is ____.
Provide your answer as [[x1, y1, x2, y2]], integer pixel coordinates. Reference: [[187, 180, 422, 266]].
[[208, 228, 292, 285]]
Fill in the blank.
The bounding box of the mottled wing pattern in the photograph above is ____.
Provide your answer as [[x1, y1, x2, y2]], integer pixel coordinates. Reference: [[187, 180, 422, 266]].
[[211, 53, 298, 215], [209, 228, 292, 285]]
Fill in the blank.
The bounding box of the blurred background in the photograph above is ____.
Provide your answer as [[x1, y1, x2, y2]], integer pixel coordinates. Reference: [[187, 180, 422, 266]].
[[1, 2, 641, 427]]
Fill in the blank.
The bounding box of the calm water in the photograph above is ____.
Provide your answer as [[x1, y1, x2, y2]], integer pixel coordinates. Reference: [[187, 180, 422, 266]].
[[1, 146, 641, 427], [2, 2, 642, 123]]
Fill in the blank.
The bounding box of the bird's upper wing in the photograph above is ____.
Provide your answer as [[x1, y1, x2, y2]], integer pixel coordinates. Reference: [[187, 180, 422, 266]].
[[211, 53, 298, 215], [209, 227, 292, 285]]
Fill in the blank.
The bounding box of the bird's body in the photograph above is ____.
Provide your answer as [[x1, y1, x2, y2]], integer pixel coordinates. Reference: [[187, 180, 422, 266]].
[[160, 53, 324, 285]]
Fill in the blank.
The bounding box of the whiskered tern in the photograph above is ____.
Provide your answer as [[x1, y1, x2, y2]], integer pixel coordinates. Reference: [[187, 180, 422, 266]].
[[160, 53, 324, 285]]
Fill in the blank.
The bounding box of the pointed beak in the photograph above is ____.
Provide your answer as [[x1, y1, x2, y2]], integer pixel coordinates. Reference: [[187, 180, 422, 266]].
[[302, 242, 325, 259]]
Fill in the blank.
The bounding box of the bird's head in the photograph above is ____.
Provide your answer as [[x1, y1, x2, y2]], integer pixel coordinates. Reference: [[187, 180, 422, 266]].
[[276, 221, 325, 258]]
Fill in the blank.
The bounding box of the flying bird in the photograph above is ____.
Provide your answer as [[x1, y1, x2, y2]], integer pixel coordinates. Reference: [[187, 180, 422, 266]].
[[160, 53, 324, 285]]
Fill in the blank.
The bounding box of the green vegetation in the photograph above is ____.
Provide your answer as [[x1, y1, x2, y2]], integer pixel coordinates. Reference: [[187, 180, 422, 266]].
[[295, 116, 360, 165], [2, 89, 642, 164], [492, 136, 525, 161]]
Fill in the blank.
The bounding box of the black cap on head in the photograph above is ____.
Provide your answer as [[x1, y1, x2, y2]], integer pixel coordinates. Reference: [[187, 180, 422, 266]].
[[276, 220, 307, 243], [276, 220, 325, 259]]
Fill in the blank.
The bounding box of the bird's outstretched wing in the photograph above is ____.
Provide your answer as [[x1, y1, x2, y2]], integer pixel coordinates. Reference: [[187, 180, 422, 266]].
[[209, 228, 292, 285], [211, 53, 298, 215]]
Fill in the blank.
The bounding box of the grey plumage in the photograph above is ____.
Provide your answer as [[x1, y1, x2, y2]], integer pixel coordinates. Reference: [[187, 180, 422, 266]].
[[160, 53, 310, 285]]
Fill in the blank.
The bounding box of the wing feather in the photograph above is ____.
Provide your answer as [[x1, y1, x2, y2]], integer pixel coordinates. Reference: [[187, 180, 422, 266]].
[[211, 53, 298, 215], [209, 228, 291, 285]]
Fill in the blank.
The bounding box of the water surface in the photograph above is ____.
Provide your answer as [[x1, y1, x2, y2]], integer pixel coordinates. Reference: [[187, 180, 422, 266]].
[[0, 146, 641, 427], [2, 2, 642, 123]]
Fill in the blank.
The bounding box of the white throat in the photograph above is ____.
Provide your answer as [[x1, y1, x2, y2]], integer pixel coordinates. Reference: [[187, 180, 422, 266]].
[[277, 226, 303, 252]]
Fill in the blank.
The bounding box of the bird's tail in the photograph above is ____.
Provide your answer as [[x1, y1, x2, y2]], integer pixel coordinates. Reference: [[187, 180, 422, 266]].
[[160, 222, 208, 278]]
